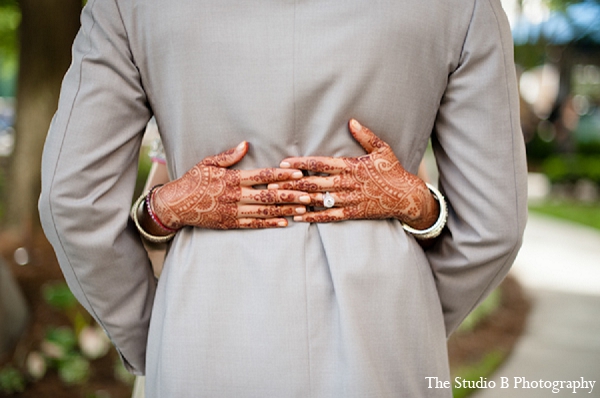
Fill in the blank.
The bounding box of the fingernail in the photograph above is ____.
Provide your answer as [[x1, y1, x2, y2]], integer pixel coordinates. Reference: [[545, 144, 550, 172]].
[[236, 141, 246, 151], [278, 220, 287, 227], [296, 207, 306, 214], [300, 195, 311, 204], [350, 119, 362, 131], [280, 161, 291, 168], [292, 171, 303, 179], [269, 183, 279, 189], [293, 216, 303, 222]]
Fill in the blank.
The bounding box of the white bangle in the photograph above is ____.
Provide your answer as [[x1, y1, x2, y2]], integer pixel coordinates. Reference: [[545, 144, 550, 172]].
[[402, 183, 448, 240]]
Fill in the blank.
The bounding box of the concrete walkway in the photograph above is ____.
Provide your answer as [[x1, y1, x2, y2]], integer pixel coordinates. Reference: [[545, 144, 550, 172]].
[[474, 213, 600, 398]]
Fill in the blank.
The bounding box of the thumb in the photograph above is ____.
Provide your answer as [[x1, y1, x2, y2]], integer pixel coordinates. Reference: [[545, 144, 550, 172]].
[[201, 141, 248, 167], [348, 119, 387, 153]]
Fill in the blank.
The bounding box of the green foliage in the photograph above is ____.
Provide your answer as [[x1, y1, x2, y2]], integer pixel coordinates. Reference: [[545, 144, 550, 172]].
[[135, 145, 153, 199], [44, 326, 78, 358], [530, 201, 600, 230], [449, 289, 505, 397], [575, 114, 600, 146], [0, 365, 25, 394], [0, 0, 19, 53], [113, 358, 135, 386], [542, 155, 600, 184], [514, 43, 548, 70], [541, 0, 600, 12], [57, 353, 90, 385], [43, 281, 91, 335], [542, 0, 583, 12], [452, 350, 506, 398], [42, 327, 92, 386], [43, 282, 79, 311], [33, 284, 120, 389], [0, 0, 19, 96], [0, 0, 18, 7], [457, 289, 502, 334], [525, 134, 558, 164]]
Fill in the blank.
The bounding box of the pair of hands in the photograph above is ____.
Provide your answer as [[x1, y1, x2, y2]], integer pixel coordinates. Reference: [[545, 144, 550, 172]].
[[151, 119, 438, 231]]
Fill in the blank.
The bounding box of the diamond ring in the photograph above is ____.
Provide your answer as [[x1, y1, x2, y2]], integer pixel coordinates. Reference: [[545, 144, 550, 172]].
[[323, 192, 335, 208]]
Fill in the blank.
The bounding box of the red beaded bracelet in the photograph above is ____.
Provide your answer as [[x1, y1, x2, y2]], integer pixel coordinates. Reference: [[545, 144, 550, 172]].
[[146, 185, 178, 233]]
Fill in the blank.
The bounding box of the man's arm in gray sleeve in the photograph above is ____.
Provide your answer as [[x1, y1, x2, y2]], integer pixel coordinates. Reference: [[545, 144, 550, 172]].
[[38, 0, 155, 375], [426, 0, 528, 336]]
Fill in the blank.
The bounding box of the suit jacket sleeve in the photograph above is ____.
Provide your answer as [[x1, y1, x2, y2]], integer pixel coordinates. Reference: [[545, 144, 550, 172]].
[[38, 0, 154, 375], [425, 0, 528, 336]]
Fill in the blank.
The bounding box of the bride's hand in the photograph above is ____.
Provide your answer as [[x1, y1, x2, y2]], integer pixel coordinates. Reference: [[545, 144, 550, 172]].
[[270, 119, 439, 229], [151, 141, 310, 230]]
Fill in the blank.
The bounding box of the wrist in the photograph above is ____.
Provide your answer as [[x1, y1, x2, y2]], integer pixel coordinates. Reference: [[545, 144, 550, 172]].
[[150, 185, 183, 230], [131, 189, 176, 243], [401, 183, 448, 240], [396, 180, 437, 229], [148, 185, 180, 232], [404, 183, 440, 230]]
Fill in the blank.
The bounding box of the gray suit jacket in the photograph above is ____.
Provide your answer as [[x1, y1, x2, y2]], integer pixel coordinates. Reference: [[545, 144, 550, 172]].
[[39, 0, 527, 396]]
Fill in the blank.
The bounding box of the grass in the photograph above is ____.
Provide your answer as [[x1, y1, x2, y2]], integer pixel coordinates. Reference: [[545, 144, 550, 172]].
[[529, 200, 600, 231], [448, 289, 503, 398], [452, 350, 506, 398], [456, 289, 501, 334]]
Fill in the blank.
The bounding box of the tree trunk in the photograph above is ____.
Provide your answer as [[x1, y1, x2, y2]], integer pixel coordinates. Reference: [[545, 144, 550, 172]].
[[3, 0, 80, 243], [0, 257, 28, 360]]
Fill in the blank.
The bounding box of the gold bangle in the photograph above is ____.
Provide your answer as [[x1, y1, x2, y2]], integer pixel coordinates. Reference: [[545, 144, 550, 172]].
[[130, 191, 176, 243]]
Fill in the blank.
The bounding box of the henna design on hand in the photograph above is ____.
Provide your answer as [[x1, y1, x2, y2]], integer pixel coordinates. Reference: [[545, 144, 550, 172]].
[[238, 205, 299, 218], [153, 164, 242, 230], [150, 142, 308, 230], [280, 120, 439, 228], [337, 146, 431, 222]]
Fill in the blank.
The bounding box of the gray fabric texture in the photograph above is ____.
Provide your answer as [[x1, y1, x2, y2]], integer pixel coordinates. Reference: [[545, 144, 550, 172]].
[[39, 0, 527, 396]]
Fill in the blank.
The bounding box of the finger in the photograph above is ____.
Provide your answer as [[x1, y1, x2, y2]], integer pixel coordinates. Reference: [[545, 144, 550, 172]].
[[292, 208, 347, 223], [305, 191, 362, 207], [237, 204, 306, 218], [201, 141, 248, 167], [348, 119, 388, 153], [237, 218, 289, 229], [239, 188, 311, 204], [239, 168, 304, 186], [267, 176, 339, 192], [279, 156, 347, 173]]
